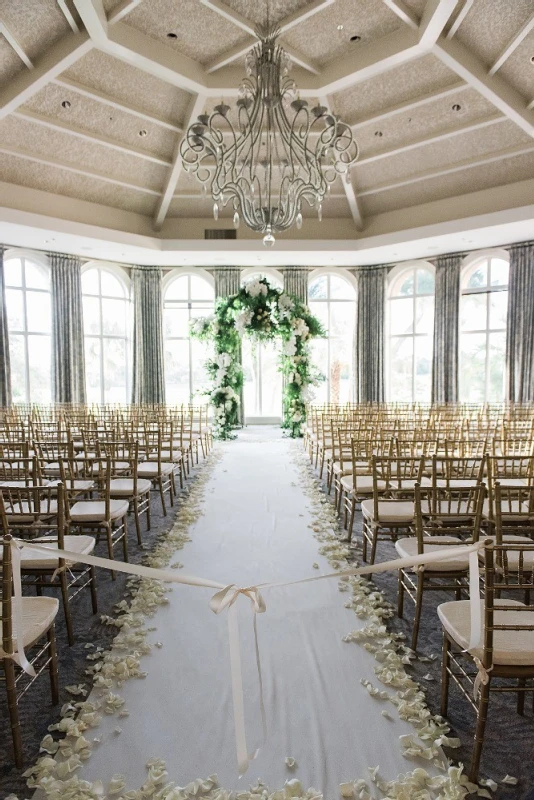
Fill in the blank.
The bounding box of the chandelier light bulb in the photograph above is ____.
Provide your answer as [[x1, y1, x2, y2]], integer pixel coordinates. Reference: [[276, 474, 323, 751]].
[[263, 230, 276, 247], [233, 211, 240, 229], [318, 203, 322, 222], [213, 202, 219, 220], [296, 212, 303, 229]]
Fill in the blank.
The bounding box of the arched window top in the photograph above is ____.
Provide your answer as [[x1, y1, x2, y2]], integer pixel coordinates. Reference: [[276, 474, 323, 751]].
[[461, 251, 509, 293], [82, 262, 130, 299], [388, 261, 435, 298], [241, 267, 283, 289], [4, 250, 50, 291], [164, 270, 215, 302], [308, 270, 356, 301]]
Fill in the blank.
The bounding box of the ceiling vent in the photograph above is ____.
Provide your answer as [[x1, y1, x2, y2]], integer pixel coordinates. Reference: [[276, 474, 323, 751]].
[[205, 229, 237, 240]]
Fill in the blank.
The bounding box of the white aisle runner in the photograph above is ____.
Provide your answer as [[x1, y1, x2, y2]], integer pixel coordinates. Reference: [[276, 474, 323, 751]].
[[67, 427, 442, 797]]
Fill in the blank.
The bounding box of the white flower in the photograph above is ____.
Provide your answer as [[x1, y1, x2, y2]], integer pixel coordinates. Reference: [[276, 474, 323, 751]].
[[278, 293, 294, 310], [244, 279, 268, 298], [235, 308, 253, 333], [292, 318, 309, 339], [283, 336, 297, 357], [285, 757, 297, 769]]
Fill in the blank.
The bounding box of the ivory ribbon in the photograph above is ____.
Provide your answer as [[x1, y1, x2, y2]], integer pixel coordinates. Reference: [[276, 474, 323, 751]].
[[7, 538, 486, 774]]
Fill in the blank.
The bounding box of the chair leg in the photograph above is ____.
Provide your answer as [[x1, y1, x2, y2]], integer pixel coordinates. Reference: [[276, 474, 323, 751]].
[[397, 569, 404, 618], [146, 493, 151, 530], [411, 571, 424, 651], [369, 525, 379, 565], [133, 499, 142, 546], [105, 526, 116, 580], [89, 565, 98, 613], [59, 571, 74, 646], [159, 479, 167, 515], [121, 517, 129, 562], [440, 633, 451, 716], [517, 678, 526, 715], [5, 657, 23, 768], [347, 500, 356, 543], [47, 626, 59, 706], [469, 677, 491, 783]]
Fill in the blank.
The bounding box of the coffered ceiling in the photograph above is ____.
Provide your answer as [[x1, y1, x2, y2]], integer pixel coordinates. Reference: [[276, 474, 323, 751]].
[[0, 0, 534, 263]]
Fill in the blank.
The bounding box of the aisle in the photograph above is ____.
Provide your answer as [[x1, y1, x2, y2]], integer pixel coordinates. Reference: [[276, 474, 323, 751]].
[[57, 427, 444, 797]]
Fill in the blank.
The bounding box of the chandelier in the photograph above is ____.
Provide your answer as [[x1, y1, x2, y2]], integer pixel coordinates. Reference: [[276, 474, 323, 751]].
[[180, 22, 359, 246]]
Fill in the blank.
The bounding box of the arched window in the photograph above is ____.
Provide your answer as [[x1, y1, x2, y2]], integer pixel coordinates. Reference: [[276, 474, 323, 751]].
[[386, 263, 435, 402], [4, 252, 52, 403], [81, 265, 131, 404], [459, 253, 509, 402], [164, 271, 215, 404], [308, 270, 356, 404], [241, 270, 283, 419]]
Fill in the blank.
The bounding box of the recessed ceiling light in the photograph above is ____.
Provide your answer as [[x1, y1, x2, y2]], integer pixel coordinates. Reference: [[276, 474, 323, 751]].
[[374, 130, 383, 137], [337, 24, 344, 31], [530, 55, 534, 63], [350, 34, 361, 42], [139, 129, 148, 137], [167, 32, 177, 39], [61, 100, 71, 109], [452, 103, 462, 112]]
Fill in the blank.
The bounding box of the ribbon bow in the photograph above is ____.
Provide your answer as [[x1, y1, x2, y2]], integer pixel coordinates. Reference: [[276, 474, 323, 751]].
[[209, 584, 266, 615]]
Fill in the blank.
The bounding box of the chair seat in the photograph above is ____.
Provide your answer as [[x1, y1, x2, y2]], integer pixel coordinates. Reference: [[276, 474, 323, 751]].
[[70, 499, 129, 522], [391, 477, 432, 491], [138, 462, 173, 478], [435, 478, 480, 489], [438, 599, 534, 666], [110, 478, 152, 497], [43, 462, 62, 477], [147, 450, 182, 461], [395, 535, 469, 571], [478, 535, 534, 568], [340, 475, 386, 494], [0, 596, 59, 655], [361, 499, 414, 524], [491, 477, 528, 487], [20, 535, 95, 569], [5, 500, 58, 521], [482, 499, 530, 520], [0, 480, 49, 489]]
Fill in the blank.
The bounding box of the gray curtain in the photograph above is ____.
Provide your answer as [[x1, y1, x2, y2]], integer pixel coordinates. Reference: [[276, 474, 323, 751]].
[[0, 248, 11, 407], [50, 252, 86, 404], [352, 266, 387, 403], [431, 254, 461, 404], [505, 242, 534, 402], [213, 267, 241, 299], [131, 267, 165, 404], [282, 267, 309, 303]]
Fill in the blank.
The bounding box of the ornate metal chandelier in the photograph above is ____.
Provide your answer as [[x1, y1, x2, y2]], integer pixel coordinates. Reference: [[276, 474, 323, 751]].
[[180, 22, 359, 246]]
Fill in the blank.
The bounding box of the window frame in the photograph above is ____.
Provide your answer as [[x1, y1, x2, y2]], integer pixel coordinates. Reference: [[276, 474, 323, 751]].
[[4, 249, 52, 404], [386, 260, 435, 403]]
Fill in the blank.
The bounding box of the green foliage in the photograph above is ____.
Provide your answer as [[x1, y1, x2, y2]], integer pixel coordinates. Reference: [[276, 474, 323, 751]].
[[190, 278, 325, 439]]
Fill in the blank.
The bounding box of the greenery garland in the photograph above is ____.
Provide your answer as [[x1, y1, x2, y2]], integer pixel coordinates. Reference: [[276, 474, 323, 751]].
[[190, 277, 325, 439]]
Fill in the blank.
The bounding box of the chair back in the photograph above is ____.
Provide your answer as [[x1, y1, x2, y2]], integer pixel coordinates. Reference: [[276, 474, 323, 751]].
[[1, 534, 14, 657], [414, 483, 485, 549]]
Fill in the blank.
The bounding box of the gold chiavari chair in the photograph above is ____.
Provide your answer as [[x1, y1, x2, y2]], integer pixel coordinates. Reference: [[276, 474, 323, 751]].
[[137, 428, 175, 515], [99, 440, 151, 545]]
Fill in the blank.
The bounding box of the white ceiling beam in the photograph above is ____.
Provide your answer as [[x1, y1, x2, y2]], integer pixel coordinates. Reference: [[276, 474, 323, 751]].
[[279, 0, 335, 33], [358, 142, 534, 196], [489, 12, 534, 75], [0, 144, 160, 195], [56, 0, 80, 32], [0, 30, 92, 119], [418, 0, 460, 47], [381, 0, 419, 30], [72, 0, 107, 44], [199, 0, 254, 35], [207, 39, 253, 72], [107, 0, 144, 24], [278, 43, 321, 75], [349, 81, 467, 129], [356, 114, 505, 165], [53, 76, 182, 132], [154, 92, 206, 230], [445, 0, 474, 39], [12, 108, 172, 166], [0, 22, 34, 68], [434, 36, 534, 137]]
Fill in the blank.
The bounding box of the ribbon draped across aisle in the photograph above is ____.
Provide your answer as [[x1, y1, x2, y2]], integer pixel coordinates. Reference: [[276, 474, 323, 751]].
[[6, 537, 486, 775]]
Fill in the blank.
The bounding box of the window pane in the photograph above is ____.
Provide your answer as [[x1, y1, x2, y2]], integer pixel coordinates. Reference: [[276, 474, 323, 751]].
[[165, 276, 189, 301], [416, 269, 434, 294], [461, 294, 487, 332], [414, 295, 433, 335], [9, 334, 26, 403], [460, 332, 486, 402], [191, 338, 211, 400], [489, 290, 508, 330], [100, 270, 125, 298], [103, 338, 127, 403], [309, 276, 327, 300], [490, 259, 509, 287], [190, 275, 214, 300], [414, 336, 432, 402], [398, 273, 414, 296], [330, 275, 355, 300], [26, 291, 51, 333], [83, 296, 101, 335], [165, 340, 190, 404], [329, 302, 355, 337], [165, 307, 190, 338], [28, 335, 51, 403], [488, 331, 505, 402], [82, 268, 100, 296], [466, 264, 487, 290], [6, 288, 24, 331], [308, 302, 328, 331], [259, 341, 283, 416], [389, 337, 413, 402], [330, 338, 352, 404], [102, 298, 126, 335], [309, 339, 328, 404], [85, 337, 102, 404], [390, 298, 414, 335], [24, 261, 49, 290], [5, 259, 22, 287], [242, 337, 259, 417]]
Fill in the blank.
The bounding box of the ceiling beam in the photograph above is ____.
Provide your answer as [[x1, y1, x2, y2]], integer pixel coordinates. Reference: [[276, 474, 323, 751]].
[[381, 0, 419, 30], [199, 0, 254, 35], [0, 30, 92, 119], [349, 81, 468, 129], [0, 144, 160, 195], [418, 0, 461, 47], [279, 0, 335, 33], [56, 0, 81, 32], [358, 142, 534, 196], [107, 0, 144, 24], [0, 22, 34, 68], [489, 12, 534, 75], [154, 92, 206, 230], [434, 35, 534, 137], [207, 39, 253, 73], [72, 0, 107, 44], [12, 108, 172, 166], [445, 0, 474, 39], [53, 76, 182, 132]]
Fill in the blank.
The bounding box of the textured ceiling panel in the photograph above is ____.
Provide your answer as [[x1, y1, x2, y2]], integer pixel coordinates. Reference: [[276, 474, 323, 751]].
[[282, 0, 402, 66], [361, 151, 534, 216], [168, 197, 233, 218], [0, 37, 25, 85], [224, 0, 310, 26], [497, 30, 534, 101], [455, 0, 534, 68], [63, 50, 191, 125], [355, 120, 532, 191], [400, 0, 426, 14], [123, 0, 249, 65], [0, 153, 158, 216], [0, 0, 70, 63], [23, 83, 177, 161], [0, 116, 169, 191], [332, 54, 456, 122], [355, 88, 498, 159]]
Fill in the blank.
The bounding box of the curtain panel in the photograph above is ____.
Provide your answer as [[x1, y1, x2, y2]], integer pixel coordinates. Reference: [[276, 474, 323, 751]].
[[505, 242, 534, 402], [213, 267, 241, 299], [281, 267, 309, 303], [431, 253, 461, 404], [50, 252, 86, 404], [131, 267, 166, 405], [352, 266, 387, 403], [0, 248, 11, 407]]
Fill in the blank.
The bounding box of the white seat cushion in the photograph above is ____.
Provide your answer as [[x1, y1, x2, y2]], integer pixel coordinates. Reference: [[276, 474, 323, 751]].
[[43, 462, 62, 477], [435, 478, 480, 489], [138, 462, 173, 478], [110, 478, 151, 497], [482, 499, 531, 520], [340, 475, 386, 494], [20, 535, 95, 569], [438, 599, 534, 666], [70, 499, 129, 522], [395, 535, 469, 571], [478, 535, 534, 568], [5, 500, 58, 520], [148, 450, 182, 461], [361, 499, 414, 524], [0, 596, 59, 655], [391, 477, 432, 491]]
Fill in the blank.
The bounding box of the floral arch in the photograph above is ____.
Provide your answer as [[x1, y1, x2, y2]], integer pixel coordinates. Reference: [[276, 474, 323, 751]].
[[190, 277, 325, 439]]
